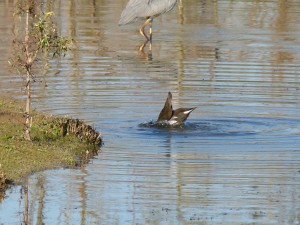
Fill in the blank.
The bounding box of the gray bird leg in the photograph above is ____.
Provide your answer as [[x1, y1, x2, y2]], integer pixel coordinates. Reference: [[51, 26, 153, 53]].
[[149, 18, 153, 43]]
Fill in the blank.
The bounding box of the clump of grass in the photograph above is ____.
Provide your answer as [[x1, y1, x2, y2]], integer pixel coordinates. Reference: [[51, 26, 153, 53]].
[[0, 96, 102, 199], [32, 116, 102, 145], [31, 115, 102, 146], [0, 165, 9, 200]]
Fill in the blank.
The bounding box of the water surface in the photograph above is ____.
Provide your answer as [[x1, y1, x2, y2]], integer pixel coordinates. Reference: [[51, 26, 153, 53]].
[[1, 0, 300, 224]]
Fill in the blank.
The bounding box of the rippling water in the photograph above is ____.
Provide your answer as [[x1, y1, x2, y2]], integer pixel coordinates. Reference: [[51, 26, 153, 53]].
[[1, 0, 300, 224]]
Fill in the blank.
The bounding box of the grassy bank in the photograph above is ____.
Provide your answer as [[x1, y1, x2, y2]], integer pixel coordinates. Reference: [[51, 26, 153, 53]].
[[0, 96, 102, 198]]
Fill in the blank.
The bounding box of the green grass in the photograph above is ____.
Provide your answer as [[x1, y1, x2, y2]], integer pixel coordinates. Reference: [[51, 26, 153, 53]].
[[0, 96, 101, 197]]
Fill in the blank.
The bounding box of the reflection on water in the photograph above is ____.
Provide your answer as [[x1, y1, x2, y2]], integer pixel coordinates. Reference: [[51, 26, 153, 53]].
[[1, 0, 300, 224]]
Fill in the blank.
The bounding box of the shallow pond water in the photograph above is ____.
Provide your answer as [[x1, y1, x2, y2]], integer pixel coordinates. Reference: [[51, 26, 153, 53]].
[[1, 0, 300, 224]]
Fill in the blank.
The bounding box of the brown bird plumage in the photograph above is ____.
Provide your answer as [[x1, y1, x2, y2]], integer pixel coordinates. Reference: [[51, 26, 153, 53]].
[[157, 92, 196, 125]]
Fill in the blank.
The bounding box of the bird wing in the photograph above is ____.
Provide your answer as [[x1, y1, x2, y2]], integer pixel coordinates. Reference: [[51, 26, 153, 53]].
[[119, 0, 177, 25], [157, 92, 173, 121], [145, 0, 177, 17], [119, 0, 151, 25], [170, 107, 196, 124]]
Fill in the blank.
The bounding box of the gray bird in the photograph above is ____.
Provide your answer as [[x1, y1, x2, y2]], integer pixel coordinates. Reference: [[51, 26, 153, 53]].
[[157, 92, 196, 125], [119, 0, 178, 42]]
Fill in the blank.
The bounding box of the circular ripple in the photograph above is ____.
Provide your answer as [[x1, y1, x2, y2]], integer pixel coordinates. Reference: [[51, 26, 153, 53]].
[[138, 117, 300, 137]]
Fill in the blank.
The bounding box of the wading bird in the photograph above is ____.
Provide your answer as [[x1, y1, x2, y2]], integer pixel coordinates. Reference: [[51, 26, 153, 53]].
[[119, 0, 178, 42], [157, 92, 196, 125]]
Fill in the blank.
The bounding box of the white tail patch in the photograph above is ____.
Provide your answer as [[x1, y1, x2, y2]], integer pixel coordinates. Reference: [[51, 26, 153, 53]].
[[168, 117, 178, 125], [183, 109, 194, 115]]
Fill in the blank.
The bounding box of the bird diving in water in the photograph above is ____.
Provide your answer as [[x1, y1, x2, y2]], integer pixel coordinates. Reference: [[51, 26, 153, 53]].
[[119, 0, 178, 43], [157, 92, 196, 126]]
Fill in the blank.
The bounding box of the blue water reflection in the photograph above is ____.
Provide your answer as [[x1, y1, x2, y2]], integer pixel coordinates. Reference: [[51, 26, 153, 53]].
[[1, 0, 300, 224]]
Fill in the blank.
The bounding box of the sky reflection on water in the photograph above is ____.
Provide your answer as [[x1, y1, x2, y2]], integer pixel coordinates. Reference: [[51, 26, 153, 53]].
[[1, 0, 300, 224]]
